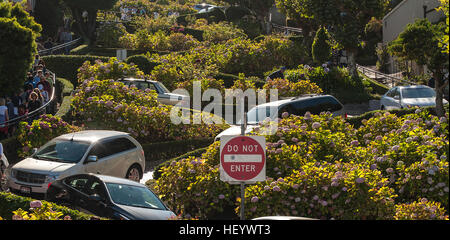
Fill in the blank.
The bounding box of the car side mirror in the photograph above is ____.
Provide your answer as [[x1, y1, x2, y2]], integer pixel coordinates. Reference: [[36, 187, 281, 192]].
[[85, 155, 98, 163], [89, 194, 103, 202], [393, 95, 400, 100], [32, 148, 38, 154]]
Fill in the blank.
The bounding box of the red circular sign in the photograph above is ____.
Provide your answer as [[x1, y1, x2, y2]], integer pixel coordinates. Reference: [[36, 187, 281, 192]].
[[221, 136, 266, 181]]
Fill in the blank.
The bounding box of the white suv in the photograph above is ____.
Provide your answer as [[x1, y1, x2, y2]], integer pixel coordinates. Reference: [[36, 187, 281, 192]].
[[6, 130, 145, 196]]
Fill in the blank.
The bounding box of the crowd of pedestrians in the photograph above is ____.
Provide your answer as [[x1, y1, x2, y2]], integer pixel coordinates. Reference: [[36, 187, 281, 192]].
[[0, 54, 53, 140]]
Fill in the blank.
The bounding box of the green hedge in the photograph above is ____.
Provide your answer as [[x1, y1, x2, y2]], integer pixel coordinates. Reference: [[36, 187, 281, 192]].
[[42, 55, 111, 87], [152, 146, 209, 180], [142, 138, 213, 163], [125, 54, 160, 75], [0, 192, 94, 220], [347, 105, 449, 128]]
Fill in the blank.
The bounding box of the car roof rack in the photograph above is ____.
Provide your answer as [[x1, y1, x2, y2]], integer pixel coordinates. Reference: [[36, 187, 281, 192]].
[[292, 94, 321, 100]]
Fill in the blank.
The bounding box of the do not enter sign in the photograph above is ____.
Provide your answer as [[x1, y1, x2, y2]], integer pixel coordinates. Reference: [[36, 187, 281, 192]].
[[220, 135, 266, 183]]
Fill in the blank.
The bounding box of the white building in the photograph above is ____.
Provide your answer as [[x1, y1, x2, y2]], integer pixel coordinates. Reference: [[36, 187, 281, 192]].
[[382, 0, 445, 73]]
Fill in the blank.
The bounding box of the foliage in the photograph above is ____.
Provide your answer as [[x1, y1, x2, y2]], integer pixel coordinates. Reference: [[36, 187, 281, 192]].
[[16, 115, 80, 158], [61, 0, 119, 45], [263, 78, 323, 98], [33, 0, 64, 38], [0, 192, 94, 220], [437, 0, 449, 54], [96, 22, 128, 48], [275, 0, 388, 77], [388, 18, 449, 117], [72, 65, 228, 143], [195, 21, 247, 43], [12, 200, 68, 220], [394, 198, 448, 220], [125, 54, 159, 74], [311, 27, 332, 64], [42, 55, 111, 86], [155, 109, 448, 219], [0, 1, 41, 96], [77, 57, 145, 84], [284, 65, 370, 104], [123, 29, 199, 52]]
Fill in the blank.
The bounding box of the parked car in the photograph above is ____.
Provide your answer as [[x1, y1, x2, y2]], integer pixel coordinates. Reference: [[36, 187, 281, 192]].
[[380, 85, 449, 110], [46, 173, 175, 220], [1, 143, 9, 191], [193, 3, 216, 11], [118, 78, 188, 106], [6, 130, 145, 197], [215, 95, 345, 141]]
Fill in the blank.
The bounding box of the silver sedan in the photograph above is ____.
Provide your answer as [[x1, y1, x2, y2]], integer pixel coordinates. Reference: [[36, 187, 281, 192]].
[[380, 85, 448, 110]]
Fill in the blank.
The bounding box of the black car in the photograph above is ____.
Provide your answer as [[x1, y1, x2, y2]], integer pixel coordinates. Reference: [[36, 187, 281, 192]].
[[46, 173, 175, 220]]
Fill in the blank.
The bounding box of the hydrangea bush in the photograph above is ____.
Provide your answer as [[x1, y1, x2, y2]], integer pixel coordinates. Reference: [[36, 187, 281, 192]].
[[154, 109, 449, 219], [16, 114, 80, 158], [72, 70, 228, 143]]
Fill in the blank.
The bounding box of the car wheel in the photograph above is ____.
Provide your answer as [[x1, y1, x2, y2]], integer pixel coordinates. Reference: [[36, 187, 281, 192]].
[[126, 164, 141, 182], [380, 105, 385, 110]]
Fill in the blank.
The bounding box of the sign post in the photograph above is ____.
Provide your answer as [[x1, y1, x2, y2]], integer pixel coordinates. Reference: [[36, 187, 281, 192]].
[[220, 134, 266, 220]]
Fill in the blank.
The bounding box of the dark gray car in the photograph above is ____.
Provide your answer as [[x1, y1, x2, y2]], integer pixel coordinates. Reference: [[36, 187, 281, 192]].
[[46, 173, 175, 220]]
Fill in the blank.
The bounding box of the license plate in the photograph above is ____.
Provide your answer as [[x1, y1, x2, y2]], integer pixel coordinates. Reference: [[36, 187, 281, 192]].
[[20, 186, 31, 194]]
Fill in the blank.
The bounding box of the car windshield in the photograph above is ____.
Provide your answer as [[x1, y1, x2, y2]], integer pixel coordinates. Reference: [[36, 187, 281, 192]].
[[34, 139, 90, 163], [246, 106, 278, 125], [106, 183, 166, 210], [402, 88, 436, 99]]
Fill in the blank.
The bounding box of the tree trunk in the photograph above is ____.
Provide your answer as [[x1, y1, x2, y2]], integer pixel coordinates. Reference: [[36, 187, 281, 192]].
[[347, 50, 359, 78], [71, 7, 97, 46], [434, 71, 445, 117]]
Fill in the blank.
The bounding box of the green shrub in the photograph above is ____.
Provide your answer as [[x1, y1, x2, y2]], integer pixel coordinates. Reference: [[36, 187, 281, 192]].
[[72, 76, 228, 143], [142, 138, 213, 164], [96, 22, 128, 48], [76, 57, 145, 84], [153, 146, 209, 180], [312, 27, 332, 64], [16, 114, 81, 158], [394, 198, 448, 220], [125, 54, 159, 74], [154, 110, 449, 219], [0, 192, 93, 220], [42, 55, 110, 86], [263, 78, 323, 98]]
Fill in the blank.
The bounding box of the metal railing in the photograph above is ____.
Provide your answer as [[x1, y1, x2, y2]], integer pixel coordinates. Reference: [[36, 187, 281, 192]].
[[1, 70, 57, 130], [38, 38, 82, 56], [357, 64, 415, 88], [270, 22, 303, 34]]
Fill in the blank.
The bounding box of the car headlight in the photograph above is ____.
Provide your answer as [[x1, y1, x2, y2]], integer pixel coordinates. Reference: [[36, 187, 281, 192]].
[[8, 168, 17, 178], [45, 174, 59, 183]]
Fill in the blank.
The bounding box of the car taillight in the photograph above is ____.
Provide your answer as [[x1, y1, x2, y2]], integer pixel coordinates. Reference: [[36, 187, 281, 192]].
[[141, 150, 145, 157], [47, 182, 52, 189], [344, 113, 348, 119]]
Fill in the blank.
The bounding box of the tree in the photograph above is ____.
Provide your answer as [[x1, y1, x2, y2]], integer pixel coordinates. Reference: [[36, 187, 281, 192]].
[[437, 0, 449, 54], [0, 1, 41, 96], [388, 19, 449, 117], [33, 0, 64, 38], [275, 0, 388, 78], [61, 0, 118, 46], [311, 26, 332, 64], [223, 0, 274, 34]]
